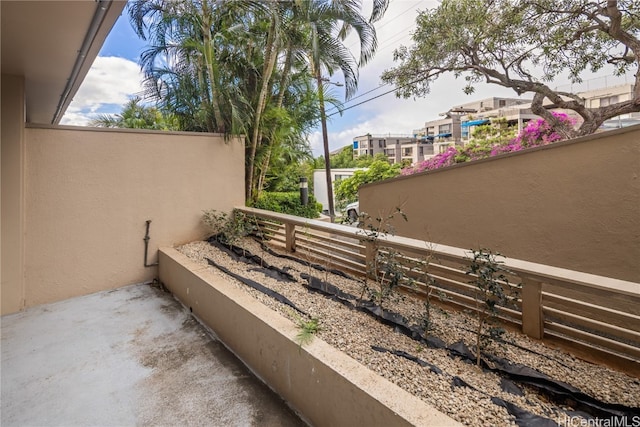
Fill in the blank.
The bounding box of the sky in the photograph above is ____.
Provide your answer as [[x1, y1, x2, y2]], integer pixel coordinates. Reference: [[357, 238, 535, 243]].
[[61, 0, 625, 156]]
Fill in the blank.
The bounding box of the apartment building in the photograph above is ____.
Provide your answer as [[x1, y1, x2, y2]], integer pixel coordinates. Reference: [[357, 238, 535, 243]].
[[414, 97, 534, 144], [353, 85, 638, 167], [576, 84, 640, 129], [352, 134, 434, 164], [428, 86, 639, 140]]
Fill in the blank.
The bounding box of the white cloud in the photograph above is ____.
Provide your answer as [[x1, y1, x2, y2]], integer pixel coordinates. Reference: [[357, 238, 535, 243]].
[[61, 56, 144, 126]]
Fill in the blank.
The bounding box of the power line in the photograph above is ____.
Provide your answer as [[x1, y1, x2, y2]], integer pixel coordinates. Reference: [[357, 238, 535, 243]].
[[347, 1, 424, 54], [326, 76, 423, 118], [324, 31, 414, 114], [376, 27, 413, 53], [348, 0, 425, 48], [369, 0, 424, 32], [329, 10, 420, 112], [326, 1, 426, 115], [325, 26, 413, 114], [326, 82, 391, 114], [324, 29, 413, 114]]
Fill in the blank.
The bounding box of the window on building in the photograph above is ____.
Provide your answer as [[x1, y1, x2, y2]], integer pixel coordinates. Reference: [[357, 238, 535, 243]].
[[499, 99, 506, 107], [600, 95, 619, 107], [403, 148, 413, 156], [379, 139, 386, 148]]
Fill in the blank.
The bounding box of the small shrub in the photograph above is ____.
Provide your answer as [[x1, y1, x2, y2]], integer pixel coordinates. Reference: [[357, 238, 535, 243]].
[[466, 248, 520, 367], [202, 210, 255, 248], [420, 275, 450, 338], [357, 207, 409, 309]]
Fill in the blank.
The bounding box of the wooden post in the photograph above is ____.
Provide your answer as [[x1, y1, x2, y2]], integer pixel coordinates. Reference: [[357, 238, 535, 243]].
[[521, 277, 544, 339], [364, 241, 376, 279], [285, 223, 296, 253]]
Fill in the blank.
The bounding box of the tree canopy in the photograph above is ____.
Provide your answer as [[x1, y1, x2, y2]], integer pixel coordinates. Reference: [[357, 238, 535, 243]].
[[334, 159, 401, 208], [381, 0, 640, 137], [128, 0, 388, 203], [316, 145, 390, 169], [90, 97, 179, 130]]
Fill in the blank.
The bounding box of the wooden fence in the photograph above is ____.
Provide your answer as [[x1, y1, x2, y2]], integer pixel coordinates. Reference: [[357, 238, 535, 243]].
[[235, 206, 640, 374]]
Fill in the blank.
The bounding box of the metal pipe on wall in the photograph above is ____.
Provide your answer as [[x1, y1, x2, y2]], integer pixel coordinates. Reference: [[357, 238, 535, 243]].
[[143, 220, 159, 267]]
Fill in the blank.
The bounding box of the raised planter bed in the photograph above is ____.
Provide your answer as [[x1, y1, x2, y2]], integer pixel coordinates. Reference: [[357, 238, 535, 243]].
[[161, 237, 640, 427], [158, 247, 459, 427]]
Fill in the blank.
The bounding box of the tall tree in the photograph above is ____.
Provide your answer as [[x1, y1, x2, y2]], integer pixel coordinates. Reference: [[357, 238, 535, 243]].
[[302, 0, 389, 219], [381, 0, 640, 137], [127, 0, 389, 205], [247, 0, 389, 202]]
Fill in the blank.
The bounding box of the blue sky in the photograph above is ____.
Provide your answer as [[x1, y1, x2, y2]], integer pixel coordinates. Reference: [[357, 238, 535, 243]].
[[62, 0, 622, 156]]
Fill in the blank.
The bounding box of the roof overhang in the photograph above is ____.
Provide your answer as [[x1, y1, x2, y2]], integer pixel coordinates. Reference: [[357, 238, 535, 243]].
[[1, 0, 126, 124]]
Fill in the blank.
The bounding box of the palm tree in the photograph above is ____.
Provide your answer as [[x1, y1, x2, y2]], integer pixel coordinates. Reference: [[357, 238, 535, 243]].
[[129, 0, 287, 201], [248, 0, 389, 208], [303, 0, 389, 220], [127, 0, 388, 206], [128, 0, 260, 134], [90, 97, 178, 130]]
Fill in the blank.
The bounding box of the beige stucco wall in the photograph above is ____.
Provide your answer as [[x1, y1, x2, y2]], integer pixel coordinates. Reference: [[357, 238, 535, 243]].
[[0, 125, 244, 314], [359, 125, 640, 282], [1, 74, 27, 314]]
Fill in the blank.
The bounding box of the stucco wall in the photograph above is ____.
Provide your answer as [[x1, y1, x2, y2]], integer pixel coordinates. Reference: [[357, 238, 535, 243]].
[[359, 125, 640, 282], [9, 125, 244, 312], [1, 74, 26, 314]]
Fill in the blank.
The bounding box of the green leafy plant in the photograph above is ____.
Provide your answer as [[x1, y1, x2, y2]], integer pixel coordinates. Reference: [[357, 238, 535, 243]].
[[356, 206, 409, 310], [466, 248, 520, 367], [294, 316, 321, 349], [402, 244, 449, 339], [334, 160, 401, 211], [420, 276, 450, 339], [202, 210, 255, 250], [251, 191, 321, 219]]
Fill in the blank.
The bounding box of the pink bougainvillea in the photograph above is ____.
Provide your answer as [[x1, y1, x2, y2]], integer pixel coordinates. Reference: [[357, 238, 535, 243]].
[[503, 111, 576, 152], [402, 112, 577, 176], [401, 146, 458, 175]]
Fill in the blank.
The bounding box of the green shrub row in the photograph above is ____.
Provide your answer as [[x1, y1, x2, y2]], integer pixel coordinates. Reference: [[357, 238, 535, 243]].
[[251, 191, 322, 219]]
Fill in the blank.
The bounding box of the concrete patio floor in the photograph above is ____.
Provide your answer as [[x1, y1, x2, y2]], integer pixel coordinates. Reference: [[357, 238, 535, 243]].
[[1, 283, 306, 427]]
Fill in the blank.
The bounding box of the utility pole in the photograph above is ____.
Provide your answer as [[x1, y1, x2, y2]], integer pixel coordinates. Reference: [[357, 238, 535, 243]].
[[317, 72, 335, 222]]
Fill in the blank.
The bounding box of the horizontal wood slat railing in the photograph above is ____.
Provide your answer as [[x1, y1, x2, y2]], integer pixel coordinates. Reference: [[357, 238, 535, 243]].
[[235, 206, 640, 370]]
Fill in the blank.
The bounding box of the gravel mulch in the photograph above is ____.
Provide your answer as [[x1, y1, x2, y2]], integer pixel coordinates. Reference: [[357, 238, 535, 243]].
[[177, 238, 640, 427]]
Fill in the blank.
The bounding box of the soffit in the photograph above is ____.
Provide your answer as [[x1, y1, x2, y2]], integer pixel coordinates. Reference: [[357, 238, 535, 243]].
[[1, 0, 126, 124]]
